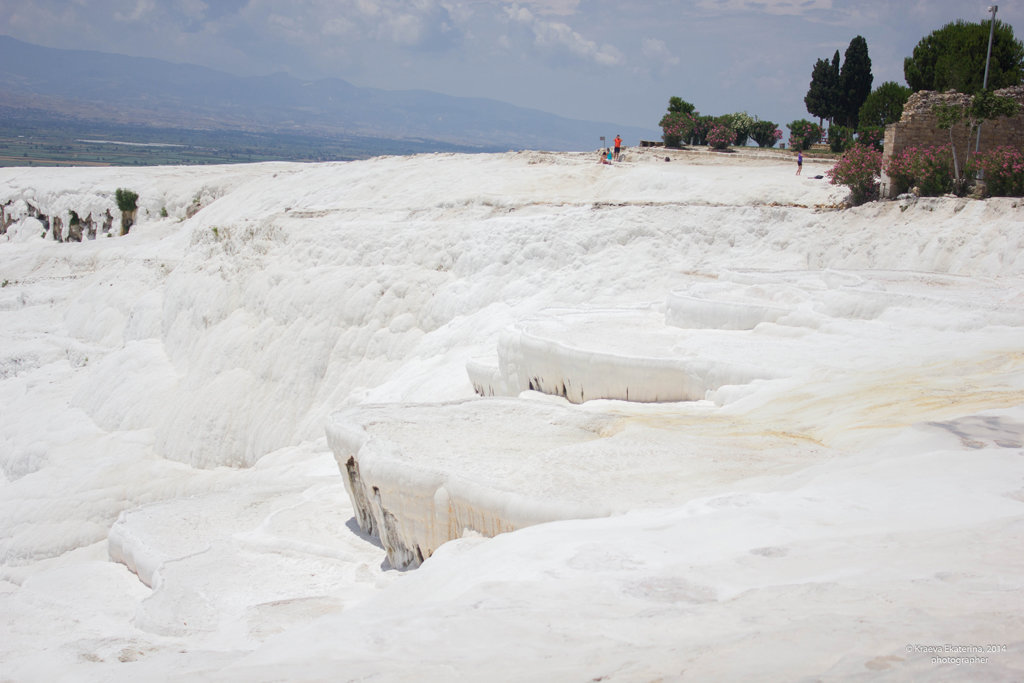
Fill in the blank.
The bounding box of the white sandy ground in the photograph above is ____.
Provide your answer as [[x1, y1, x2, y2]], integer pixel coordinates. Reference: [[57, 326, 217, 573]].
[[0, 147, 1022, 680]]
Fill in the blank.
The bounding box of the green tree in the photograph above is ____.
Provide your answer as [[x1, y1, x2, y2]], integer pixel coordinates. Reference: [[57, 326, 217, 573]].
[[905, 19, 1024, 94], [858, 81, 911, 127], [115, 188, 139, 235], [805, 51, 840, 127], [115, 188, 138, 213], [749, 120, 782, 148], [667, 97, 696, 115], [828, 125, 854, 153], [837, 36, 873, 128]]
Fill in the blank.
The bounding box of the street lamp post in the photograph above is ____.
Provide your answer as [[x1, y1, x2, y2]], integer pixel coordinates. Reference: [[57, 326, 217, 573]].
[[976, 5, 999, 154]]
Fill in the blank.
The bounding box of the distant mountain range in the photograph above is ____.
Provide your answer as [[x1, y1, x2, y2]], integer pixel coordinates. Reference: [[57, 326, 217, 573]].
[[0, 34, 655, 154]]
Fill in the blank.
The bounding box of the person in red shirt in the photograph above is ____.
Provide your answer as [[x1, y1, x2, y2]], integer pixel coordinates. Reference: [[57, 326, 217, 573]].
[[613, 135, 622, 161]]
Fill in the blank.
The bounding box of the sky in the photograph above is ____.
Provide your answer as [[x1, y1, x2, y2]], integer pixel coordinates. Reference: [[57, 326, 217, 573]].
[[0, 1, 1020, 135]]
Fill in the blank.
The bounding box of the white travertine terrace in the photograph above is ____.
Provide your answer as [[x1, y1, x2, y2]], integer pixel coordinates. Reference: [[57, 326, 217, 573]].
[[328, 397, 831, 568]]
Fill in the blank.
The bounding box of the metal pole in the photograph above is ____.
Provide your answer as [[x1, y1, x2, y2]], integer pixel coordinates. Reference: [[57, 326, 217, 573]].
[[976, 5, 998, 153]]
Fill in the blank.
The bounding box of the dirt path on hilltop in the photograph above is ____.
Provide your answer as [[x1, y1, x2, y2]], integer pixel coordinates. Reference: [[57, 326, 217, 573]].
[[624, 144, 833, 167]]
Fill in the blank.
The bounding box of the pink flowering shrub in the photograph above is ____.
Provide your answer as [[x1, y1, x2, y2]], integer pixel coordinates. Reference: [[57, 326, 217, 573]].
[[707, 123, 735, 150], [884, 145, 954, 196], [787, 119, 823, 151], [659, 111, 694, 148], [856, 126, 884, 151], [826, 143, 882, 204], [967, 146, 1024, 197], [690, 116, 714, 146]]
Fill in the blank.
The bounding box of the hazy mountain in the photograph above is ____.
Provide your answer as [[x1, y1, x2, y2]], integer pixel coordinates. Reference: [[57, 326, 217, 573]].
[[0, 34, 656, 152]]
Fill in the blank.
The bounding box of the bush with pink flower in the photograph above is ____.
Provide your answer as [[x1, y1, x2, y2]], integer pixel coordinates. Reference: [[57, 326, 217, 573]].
[[826, 143, 882, 204], [967, 146, 1024, 197], [855, 126, 884, 151], [659, 111, 694, 148], [707, 122, 735, 150], [787, 119, 823, 151], [884, 145, 954, 196]]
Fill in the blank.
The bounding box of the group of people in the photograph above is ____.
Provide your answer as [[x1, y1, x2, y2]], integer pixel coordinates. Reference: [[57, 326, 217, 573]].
[[600, 135, 623, 164]]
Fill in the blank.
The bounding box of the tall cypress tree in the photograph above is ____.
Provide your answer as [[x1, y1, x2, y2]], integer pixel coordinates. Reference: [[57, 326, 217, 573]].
[[805, 50, 842, 127], [831, 50, 841, 100], [829, 50, 841, 124], [837, 36, 873, 128], [805, 57, 834, 126]]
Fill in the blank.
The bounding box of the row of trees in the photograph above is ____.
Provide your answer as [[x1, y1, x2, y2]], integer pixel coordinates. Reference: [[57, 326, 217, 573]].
[[658, 101, 885, 155], [656, 16, 1023, 163], [659, 97, 782, 150], [803, 19, 1024, 143], [824, 17, 1024, 203], [658, 36, 899, 152]]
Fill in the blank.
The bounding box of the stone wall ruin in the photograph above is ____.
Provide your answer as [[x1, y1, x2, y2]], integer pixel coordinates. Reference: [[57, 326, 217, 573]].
[[880, 86, 1024, 198]]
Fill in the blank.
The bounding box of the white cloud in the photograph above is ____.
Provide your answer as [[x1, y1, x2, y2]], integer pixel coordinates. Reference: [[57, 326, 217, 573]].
[[321, 16, 357, 37], [388, 12, 426, 45], [532, 20, 622, 65], [177, 0, 208, 20], [501, 3, 622, 67], [355, 0, 381, 17], [696, 0, 832, 16], [114, 0, 157, 22], [234, 0, 460, 51], [505, 4, 534, 23], [508, 0, 580, 17], [641, 38, 679, 67], [264, 12, 305, 41]]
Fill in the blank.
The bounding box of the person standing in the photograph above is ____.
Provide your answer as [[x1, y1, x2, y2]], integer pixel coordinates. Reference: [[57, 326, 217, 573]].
[[614, 135, 622, 162], [796, 150, 803, 175]]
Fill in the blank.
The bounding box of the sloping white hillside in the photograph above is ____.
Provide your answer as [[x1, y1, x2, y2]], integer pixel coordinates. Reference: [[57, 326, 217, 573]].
[[1, 148, 1022, 681]]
